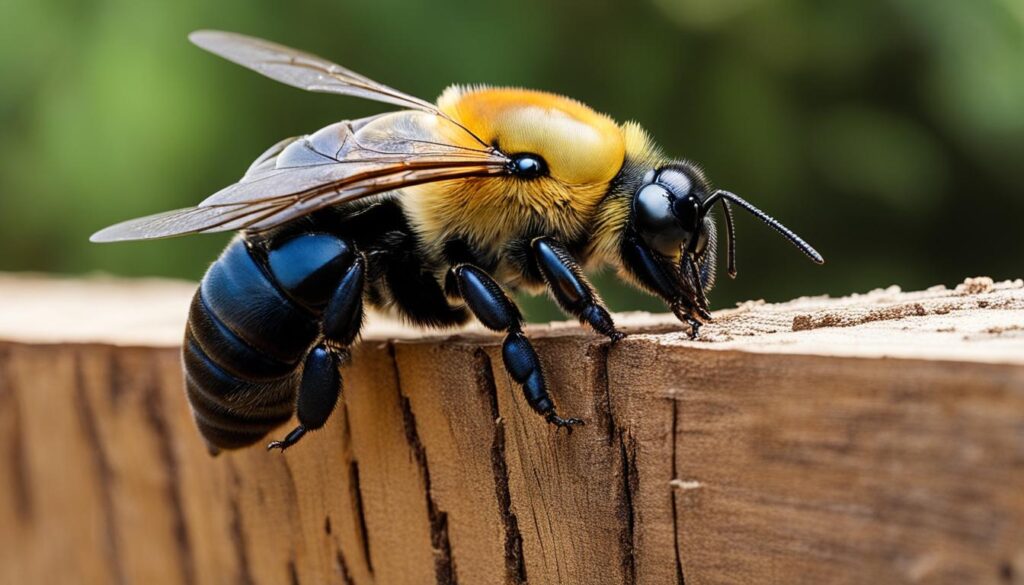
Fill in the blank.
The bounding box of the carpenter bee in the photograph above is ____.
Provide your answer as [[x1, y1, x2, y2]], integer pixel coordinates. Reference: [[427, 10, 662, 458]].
[[92, 31, 823, 453]]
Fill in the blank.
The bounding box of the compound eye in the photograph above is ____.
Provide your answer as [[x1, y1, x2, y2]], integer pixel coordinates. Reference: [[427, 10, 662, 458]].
[[635, 184, 675, 230], [671, 195, 701, 230], [510, 153, 547, 179], [634, 184, 691, 257]]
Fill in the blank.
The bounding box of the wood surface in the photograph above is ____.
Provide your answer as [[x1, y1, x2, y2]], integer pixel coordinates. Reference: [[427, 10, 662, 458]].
[[1, 274, 1022, 585]]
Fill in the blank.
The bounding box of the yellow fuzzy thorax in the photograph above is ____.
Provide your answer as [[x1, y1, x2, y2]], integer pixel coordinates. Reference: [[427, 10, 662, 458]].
[[403, 86, 632, 266], [437, 86, 625, 185]]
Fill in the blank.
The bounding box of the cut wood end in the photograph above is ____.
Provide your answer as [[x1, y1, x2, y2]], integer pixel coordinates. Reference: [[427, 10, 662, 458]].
[[1, 272, 1022, 365], [648, 276, 1024, 365]]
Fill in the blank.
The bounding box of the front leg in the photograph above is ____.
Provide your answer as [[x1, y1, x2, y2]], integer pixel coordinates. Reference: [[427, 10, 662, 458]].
[[531, 237, 624, 343], [451, 264, 583, 431]]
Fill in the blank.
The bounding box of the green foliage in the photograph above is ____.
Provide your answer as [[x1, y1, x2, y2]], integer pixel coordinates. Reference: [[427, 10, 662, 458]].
[[1, 0, 1021, 322]]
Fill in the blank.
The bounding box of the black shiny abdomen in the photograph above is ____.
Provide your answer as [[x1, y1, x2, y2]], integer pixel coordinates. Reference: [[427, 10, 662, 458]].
[[184, 200, 472, 451], [185, 235, 349, 451]]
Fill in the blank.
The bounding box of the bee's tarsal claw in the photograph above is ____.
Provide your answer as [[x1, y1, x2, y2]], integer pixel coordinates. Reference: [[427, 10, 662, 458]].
[[545, 412, 585, 434], [266, 425, 307, 452]]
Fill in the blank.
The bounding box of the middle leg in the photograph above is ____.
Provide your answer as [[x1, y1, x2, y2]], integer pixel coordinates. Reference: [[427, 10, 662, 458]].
[[451, 263, 583, 430]]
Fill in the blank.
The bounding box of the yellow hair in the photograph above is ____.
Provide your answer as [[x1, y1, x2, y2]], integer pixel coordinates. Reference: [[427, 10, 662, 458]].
[[587, 122, 665, 266], [404, 86, 630, 261]]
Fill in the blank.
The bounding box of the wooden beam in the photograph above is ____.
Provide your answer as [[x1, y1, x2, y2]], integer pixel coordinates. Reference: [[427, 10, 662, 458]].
[[0, 274, 1022, 584]]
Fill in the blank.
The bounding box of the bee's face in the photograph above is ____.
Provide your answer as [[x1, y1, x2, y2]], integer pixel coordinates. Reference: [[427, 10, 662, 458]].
[[631, 165, 710, 260], [618, 162, 721, 325], [620, 157, 824, 327]]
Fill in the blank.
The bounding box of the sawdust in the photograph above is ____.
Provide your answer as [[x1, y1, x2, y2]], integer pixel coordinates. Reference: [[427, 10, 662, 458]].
[[790, 277, 1022, 332], [652, 276, 1024, 365], [791, 302, 928, 331], [955, 276, 996, 295]]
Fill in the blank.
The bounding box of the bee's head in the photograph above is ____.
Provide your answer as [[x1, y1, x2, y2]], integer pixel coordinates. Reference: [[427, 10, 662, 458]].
[[623, 161, 824, 329], [632, 165, 711, 259]]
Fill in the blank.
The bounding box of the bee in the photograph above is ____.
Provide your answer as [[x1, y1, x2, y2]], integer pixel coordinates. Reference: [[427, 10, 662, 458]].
[[92, 31, 823, 453]]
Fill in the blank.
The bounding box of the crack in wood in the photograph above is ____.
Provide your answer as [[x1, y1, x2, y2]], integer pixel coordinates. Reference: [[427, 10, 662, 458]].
[[340, 396, 353, 446], [279, 454, 302, 512], [140, 359, 196, 585], [227, 462, 256, 585], [588, 343, 617, 448], [389, 343, 459, 585], [670, 399, 686, 585], [73, 351, 126, 585], [0, 348, 32, 523], [348, 459, 374, 575], [275, 451, 308, 581], [288, 558, 300, 585], [336, 390, 371, 578], [999, 560, 1015, 583], [605, 343, 642, 585], [617, 430, 639, 585], [474, 348, 528, 585], [335, 549, 355, 585]]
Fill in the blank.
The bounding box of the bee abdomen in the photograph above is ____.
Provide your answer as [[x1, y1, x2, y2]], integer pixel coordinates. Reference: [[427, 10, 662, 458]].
[[187, 291, 298, 379], [185, 238, 321, 450], [184, 334, 297, 450], [199, 239, 319, 364]]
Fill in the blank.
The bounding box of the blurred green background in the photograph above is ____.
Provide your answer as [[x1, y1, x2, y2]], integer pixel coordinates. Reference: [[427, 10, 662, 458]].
[[2, 0, 1022, 321]]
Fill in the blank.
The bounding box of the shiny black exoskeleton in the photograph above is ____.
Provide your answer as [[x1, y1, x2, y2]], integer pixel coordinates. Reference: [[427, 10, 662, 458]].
[[185, 231, 364, 453], [185, 199, 609, 452]]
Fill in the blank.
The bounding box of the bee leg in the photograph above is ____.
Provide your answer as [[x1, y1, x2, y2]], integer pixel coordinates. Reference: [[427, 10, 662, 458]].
[[268, 255, 366, 452], [452, 264, 584, 432], [686, 317, 701, 339], [670, 301, 704, 340], [267, 345, 344, 451], [531, 237, 624, 343]]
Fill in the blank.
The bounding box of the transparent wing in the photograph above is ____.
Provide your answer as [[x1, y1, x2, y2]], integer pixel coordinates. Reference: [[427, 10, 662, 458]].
[[91, 112, 510, 242], [187, 30, 485, 145]]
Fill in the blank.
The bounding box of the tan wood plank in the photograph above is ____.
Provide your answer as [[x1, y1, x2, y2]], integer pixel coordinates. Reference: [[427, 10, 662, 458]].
[[0, 275, 1022, 584]]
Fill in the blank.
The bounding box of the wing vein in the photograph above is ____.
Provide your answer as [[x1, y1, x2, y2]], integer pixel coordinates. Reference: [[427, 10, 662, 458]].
[[89, 31, 513, 243]]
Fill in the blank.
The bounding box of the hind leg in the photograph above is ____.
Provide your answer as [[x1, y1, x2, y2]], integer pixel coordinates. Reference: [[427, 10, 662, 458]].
[[268, 254, 366, 451]]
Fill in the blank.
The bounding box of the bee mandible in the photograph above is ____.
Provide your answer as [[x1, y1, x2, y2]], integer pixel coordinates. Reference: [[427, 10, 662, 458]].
[[92, 31, 823, 453]]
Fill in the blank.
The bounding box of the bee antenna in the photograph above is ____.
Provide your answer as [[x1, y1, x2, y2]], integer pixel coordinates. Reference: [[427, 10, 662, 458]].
[[683, 253, 711, 313], [719, 198, 738, 278], [703, 190, 824, 265]]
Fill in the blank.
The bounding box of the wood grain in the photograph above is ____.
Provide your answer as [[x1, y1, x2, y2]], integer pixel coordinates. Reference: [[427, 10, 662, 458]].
[[0, 274, 1022, 584]]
